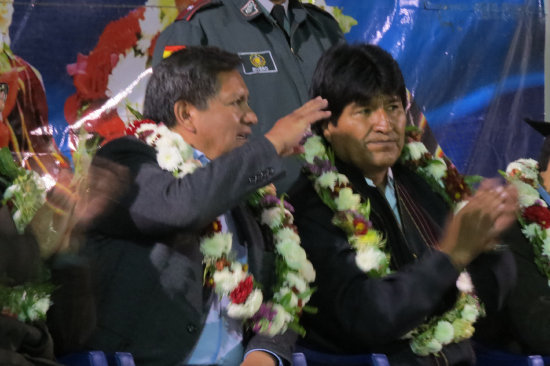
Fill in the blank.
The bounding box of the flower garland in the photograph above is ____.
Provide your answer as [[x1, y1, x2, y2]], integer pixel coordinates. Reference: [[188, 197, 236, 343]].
[[302, 132, 484, 356], [126, 119, 315, 336], [0, 282, 53, 323], [503, 158, 550, 287]]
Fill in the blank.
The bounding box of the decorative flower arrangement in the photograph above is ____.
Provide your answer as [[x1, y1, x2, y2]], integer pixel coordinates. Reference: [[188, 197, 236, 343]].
[[127, 120, 316, 336], [301, 132, 484, 356], [302, 0, 357, 33], [399, 126, 478, 207], [0, 147, 47, 234], [65, 1, 178, 142], [0, 282, 53, 323], [503, 158, 550, 286]]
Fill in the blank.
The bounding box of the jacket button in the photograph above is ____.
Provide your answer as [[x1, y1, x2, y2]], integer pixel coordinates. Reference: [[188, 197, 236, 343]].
[[187, 323, 197, 333]]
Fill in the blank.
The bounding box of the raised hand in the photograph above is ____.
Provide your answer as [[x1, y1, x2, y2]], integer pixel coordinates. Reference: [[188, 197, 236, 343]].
[[265, 96, 331, 157]]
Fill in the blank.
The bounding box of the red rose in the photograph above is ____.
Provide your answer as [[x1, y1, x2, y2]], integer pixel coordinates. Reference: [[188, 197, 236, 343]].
[[523, 205, 550, 228], [230, 276, 254, 304]]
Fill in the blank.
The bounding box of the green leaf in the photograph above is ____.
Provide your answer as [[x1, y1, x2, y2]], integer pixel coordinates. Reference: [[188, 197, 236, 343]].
[[0, 148, 22, 181]]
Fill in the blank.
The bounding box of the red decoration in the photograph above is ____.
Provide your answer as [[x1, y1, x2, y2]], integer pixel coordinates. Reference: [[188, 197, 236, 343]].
[[229, 276, 254, 304], [523, 205, 550, 229]]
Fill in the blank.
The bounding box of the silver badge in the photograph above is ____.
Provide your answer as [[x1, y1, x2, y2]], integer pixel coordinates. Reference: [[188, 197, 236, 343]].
[[241, 0, 259, 16]]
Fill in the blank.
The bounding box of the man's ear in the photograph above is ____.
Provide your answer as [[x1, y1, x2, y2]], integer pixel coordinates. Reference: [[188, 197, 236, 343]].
[[174, 100, 196, 133], [322, 121, 334, 143]]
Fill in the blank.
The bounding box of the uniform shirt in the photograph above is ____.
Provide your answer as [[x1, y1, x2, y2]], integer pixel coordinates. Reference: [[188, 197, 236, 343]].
[[153, 0, 344, 191]]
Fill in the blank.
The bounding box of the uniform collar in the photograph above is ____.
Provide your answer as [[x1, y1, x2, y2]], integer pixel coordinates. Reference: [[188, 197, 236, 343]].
[[233, 0, 306, 23], [256, 0, 289, 14]]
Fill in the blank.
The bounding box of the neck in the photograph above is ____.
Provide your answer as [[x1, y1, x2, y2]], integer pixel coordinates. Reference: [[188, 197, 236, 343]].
[[541, 169, 550, 192], [364, 169, 388, 190]]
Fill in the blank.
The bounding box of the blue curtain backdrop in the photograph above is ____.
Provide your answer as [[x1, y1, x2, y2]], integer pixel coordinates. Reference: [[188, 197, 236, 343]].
[[7, 0, 546, 177]]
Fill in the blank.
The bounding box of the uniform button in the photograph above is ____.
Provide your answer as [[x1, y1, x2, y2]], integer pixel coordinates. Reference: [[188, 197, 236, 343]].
[[268, 167, 274, 175], [187, 323, 197, 333]]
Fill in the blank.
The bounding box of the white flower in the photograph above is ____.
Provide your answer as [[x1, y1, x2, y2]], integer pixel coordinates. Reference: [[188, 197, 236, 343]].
[[506, 159, 539, 182], [460, 304, 479, 322], [275, 286, 299, 308], [284, 271, 308, 293], [542, 238, 550, 258], [274, 227, 300, 246], [212, 264, 246, 296], [200, 232, 232, 258], [335, 187, 360, 211], [227, 289, 263, 319], [299, 260, 316, 283], [411, 338, 442, 356], [303, 136, 326, 163], [3, 184, 17, 200], [276, 240, 308, 271], [522, 223, 543, 240], [456, 272, 474, 293], [355, 247, 386, 273], [157, 146, 184, 172], [261, 207, 285, 229], [434, 320, 454, 345], [177, 162, 198, 177], [316, 171, 338, 190], [513, 180, 541, 208], [404, 142, 428, 161], [423, 158, 447, 182], [265, 304, 292, 336], [23, 297, 51, 322]]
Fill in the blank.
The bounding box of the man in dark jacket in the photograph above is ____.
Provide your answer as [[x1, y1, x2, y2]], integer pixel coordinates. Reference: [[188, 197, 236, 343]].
[[82, 46, 329, 366], [287, 43, 518, 366]]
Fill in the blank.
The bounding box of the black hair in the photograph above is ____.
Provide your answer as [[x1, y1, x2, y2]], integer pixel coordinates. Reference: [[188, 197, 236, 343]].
[[310, 43, 407, 131], [143, 46, 241, 127]]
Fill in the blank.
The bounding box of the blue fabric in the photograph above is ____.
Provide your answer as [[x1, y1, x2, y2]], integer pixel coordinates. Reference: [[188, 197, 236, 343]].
[[365, 169, 402, 227], [537, 185, 550, 207], [188, 149, 282, 366]]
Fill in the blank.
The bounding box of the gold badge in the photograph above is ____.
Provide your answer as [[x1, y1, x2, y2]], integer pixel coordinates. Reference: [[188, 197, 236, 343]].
[[249, 54, 267, 68]]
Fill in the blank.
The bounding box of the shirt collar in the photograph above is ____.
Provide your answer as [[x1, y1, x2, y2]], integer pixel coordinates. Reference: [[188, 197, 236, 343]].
[[193, 148, 210, 166], [256, 0, 289, 14], [364, 168, 394, 190]]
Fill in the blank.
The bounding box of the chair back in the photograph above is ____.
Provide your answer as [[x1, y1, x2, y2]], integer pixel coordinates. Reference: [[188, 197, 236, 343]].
[[295, 346, 390, 366], [474, 343, 544, 366]]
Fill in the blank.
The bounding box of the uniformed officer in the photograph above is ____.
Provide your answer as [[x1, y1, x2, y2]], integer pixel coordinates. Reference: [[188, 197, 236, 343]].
[[153, 0, 344, 191]]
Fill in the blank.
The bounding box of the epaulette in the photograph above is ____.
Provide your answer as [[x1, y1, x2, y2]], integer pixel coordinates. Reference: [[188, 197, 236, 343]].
[[176, 0, 219, 21]]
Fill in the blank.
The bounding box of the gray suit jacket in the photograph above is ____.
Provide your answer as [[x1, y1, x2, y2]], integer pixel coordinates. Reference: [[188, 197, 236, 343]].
[[82, 136, 295, 365]]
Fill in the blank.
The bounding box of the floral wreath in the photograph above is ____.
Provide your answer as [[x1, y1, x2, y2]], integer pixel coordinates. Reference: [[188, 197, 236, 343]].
[[301, 129, 484, 356], [503, 158, 550, 287], [126, 119, 315, 336]]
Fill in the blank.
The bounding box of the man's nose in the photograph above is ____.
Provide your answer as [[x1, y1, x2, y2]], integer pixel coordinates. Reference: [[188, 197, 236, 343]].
[[372, 108, 391, 132], [243, 104, 258, 125]]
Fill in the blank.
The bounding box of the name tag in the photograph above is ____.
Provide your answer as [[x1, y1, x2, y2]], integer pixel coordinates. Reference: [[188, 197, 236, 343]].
[[238, 51, 278, 75]]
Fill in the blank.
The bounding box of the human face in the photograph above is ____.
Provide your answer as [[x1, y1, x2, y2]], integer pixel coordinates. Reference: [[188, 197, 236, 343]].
[[187, 70, 258, 160], [323, 95, 406, 186]]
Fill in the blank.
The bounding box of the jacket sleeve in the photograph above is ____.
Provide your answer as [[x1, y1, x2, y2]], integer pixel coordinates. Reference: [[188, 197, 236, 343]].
[[93, 136, 285, 237], [290, 184, 462, 348]]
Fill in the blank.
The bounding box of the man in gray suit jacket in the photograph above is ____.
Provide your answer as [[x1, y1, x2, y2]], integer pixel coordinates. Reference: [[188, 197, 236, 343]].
[[80, 46, 330, 366]]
